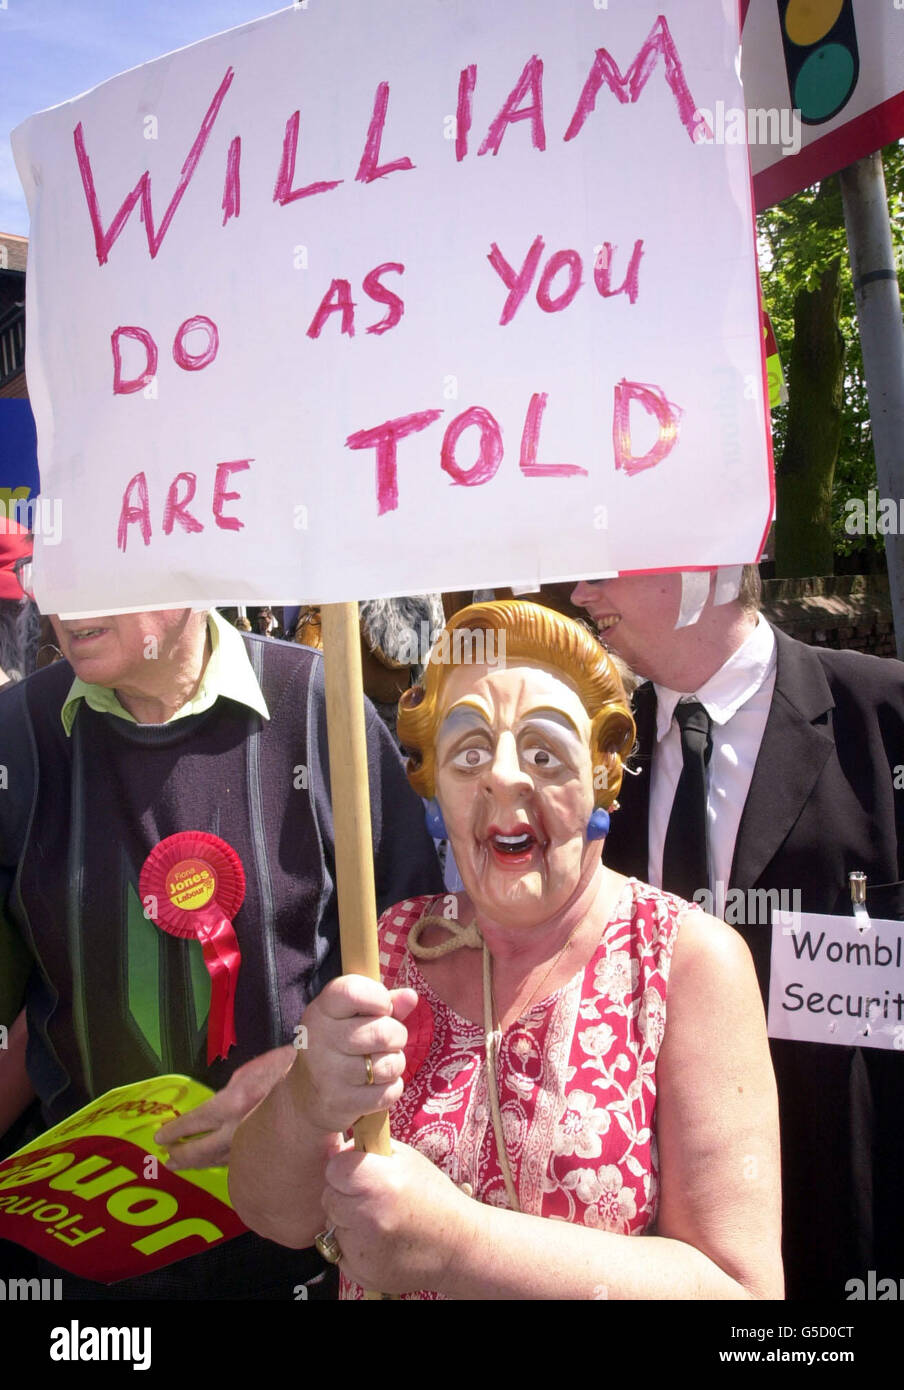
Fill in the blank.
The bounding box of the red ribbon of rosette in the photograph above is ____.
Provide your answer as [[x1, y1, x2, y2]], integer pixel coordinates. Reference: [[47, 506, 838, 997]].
[[140, 832, 245, 1065]]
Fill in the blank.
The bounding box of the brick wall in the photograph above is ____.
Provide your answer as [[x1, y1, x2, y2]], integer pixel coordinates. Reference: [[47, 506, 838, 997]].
[[761, 574, 897, 658]]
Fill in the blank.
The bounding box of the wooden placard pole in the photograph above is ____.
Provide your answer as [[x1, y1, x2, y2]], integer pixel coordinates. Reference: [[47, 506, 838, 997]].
[[320, 600, 392, 1155], [320, 601, 394, 1298]]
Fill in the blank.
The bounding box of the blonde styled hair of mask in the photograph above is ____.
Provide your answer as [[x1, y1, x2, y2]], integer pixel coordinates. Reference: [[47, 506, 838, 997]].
[[397, 600, 635, 810]]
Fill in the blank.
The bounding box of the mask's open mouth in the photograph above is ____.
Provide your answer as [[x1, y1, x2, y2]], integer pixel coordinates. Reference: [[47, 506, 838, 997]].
[[485, 824, 544, 868], [492, 831, 536, 855]]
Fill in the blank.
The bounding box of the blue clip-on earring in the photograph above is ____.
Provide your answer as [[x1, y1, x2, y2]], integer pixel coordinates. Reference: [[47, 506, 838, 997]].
[[586, 806, 610, 841], [424, 798, 448, 840]]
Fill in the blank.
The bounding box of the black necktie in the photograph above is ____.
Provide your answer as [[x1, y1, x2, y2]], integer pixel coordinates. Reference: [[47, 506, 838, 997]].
[[662, 699, 713, 902]]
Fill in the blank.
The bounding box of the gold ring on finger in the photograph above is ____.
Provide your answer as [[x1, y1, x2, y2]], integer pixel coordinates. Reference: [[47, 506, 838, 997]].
[[364, 1053, 375, 1086]]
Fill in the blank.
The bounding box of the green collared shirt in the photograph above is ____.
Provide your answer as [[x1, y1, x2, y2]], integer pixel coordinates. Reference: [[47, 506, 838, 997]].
[[60, 609, 270, 735]]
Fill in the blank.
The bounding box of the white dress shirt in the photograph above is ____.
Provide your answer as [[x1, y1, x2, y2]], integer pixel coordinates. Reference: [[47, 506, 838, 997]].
[[648, 616, 777, 915]]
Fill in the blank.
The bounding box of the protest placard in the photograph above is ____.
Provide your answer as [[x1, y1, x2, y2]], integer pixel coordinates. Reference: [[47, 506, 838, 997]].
[[0, 1076, 245, 1282], [769, 913, 904, 1051], [12, 0, 771, 616]]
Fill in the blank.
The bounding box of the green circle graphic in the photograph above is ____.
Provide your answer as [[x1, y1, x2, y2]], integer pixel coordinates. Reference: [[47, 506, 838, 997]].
[[793, 45, 856, 122]]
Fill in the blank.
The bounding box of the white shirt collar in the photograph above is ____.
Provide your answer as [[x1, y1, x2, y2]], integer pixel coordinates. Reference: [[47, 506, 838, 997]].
[[653, 616, 776, 742]]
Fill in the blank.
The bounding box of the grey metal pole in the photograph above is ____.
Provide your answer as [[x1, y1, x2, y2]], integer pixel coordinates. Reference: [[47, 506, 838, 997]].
[[838, 152, 904, 661]]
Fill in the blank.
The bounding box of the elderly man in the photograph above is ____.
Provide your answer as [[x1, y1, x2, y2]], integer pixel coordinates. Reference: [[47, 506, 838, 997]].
[[0, 605, 442, 1298], [571, 567, 904, 1301]]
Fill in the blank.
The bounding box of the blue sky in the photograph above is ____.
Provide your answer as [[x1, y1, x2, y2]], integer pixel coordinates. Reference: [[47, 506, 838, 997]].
[[0, 0, 284, 235]]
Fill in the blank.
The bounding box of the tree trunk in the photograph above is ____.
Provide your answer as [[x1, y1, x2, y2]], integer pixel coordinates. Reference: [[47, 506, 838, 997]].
[[775, 258, 845, 577]]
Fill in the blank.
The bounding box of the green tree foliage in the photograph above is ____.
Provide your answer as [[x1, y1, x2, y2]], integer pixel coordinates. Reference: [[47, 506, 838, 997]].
[[757, 141, 904, 570], [774, 257, 844, 577]]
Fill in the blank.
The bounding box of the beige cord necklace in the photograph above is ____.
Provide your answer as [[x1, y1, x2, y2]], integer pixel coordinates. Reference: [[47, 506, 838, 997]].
[[409, 909, 584, 1215]]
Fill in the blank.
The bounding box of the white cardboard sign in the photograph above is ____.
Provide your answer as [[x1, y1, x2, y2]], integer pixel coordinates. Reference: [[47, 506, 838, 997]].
[[769, 913, 904, 1052], [12, 0, 772, 616]]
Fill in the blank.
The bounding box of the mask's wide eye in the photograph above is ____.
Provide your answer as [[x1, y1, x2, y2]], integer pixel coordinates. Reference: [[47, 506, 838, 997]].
[[452, 745, 492, 770], [523, 746, 562, 770]]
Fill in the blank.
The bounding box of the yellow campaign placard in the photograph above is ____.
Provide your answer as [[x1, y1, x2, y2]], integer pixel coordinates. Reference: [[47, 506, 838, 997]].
[[0, 1075, 246, 1283]]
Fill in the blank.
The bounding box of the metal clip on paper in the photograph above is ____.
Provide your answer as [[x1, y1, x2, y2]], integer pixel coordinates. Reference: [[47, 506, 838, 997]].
[[849, 870, 871, 934]]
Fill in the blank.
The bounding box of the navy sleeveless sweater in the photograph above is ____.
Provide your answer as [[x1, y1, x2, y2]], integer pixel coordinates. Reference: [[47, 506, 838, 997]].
[[0, 633, 441, 1123]]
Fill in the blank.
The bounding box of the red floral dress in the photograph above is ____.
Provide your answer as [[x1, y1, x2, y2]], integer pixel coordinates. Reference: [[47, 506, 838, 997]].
[[340, 878, 693, 1299]]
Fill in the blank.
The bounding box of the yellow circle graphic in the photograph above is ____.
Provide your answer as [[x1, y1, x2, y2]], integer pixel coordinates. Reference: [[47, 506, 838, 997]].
[[166, 858, 217, 911], [785, 0, 844, 47]]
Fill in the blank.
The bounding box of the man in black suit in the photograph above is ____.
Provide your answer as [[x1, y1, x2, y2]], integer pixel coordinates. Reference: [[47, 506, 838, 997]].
[[572, 566, 904, 1300]]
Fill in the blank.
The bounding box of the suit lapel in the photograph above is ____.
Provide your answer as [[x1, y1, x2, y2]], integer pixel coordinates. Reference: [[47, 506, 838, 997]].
[[730, 625, 836, 890]]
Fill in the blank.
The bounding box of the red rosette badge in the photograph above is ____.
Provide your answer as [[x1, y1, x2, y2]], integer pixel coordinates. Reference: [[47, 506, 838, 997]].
[[140, 833, 245, 1065]]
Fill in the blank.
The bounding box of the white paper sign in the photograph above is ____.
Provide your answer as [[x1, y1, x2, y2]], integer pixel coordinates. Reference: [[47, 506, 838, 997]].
[[12, 0, 772, 616], [769, 913, 904, 1051]]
